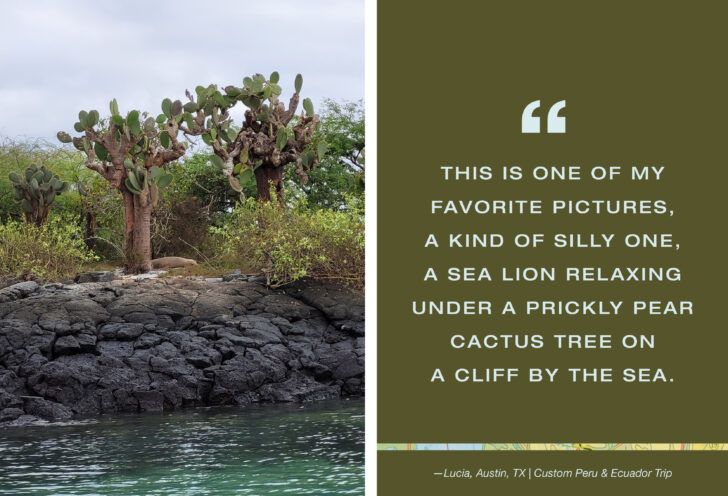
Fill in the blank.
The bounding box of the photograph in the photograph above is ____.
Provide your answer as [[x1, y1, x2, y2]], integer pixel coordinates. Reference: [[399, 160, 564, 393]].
[[0, 1, 365, 494]]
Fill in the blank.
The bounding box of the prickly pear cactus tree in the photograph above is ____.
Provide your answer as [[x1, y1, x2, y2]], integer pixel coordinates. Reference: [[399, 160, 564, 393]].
[[8, 164, 69, 226], [178, 72, 325, 205], [57, 101, 180, 273]]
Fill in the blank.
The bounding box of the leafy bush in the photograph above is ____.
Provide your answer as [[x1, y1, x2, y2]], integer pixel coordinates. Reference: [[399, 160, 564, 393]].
[[213, 196, 364, 287], [76, 178, 126, 260], [152, 196, 215, 259], [0, 216, 97, 281]]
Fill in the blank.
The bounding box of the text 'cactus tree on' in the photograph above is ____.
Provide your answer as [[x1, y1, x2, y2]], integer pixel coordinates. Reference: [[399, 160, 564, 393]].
[[8, 165, 69, 226], [178, 72, 325, 205], [58, 102, 179, 273]]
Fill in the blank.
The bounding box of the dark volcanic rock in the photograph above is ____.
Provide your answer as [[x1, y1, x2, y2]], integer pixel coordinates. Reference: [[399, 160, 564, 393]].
[[0, 278, 364, 426], [23, 397, 73, 421], [0, 281, 39, 304], [222, 270, 245, 282], [0, 407, 24, 422], [75, 271, 116, 284], [54, 335, 81, 356]]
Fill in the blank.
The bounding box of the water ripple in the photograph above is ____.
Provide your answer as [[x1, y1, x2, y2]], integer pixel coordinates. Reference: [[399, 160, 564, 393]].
[[0, 399, 364, 495]]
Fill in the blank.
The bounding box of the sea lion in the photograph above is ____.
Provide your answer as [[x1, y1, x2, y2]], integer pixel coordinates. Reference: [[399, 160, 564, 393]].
[[150, 257, 198, 269]]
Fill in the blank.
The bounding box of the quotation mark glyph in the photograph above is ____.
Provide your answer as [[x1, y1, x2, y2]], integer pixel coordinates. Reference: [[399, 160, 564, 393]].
[[521, 100, 566, 134]]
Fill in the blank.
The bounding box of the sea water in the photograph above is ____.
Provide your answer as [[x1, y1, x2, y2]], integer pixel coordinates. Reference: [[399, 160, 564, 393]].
[[0, 399, 364, 495]]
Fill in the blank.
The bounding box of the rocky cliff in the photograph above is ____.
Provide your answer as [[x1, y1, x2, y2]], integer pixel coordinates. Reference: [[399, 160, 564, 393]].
[[0, 277, 364, 426]]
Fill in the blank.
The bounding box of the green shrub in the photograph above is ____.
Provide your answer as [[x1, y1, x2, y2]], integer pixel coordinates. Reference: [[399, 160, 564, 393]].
[[213, 196, 364, 287], [0, 216, 97, 281]]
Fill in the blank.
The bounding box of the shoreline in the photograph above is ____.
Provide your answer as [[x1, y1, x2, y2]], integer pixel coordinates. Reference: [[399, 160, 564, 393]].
[[0, 277, 365, 427]]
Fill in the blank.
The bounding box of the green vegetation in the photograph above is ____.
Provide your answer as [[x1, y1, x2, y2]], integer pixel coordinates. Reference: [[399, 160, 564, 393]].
[[0, 85, 364, 286], [181, 72, 324, 205], [0, 216, 96, 281], [57, 99, 186, 273], [289, 99, 364, 210], [9, 164, 69, 225], [0, 138, 88, 222], [212, 196, 364, 287]]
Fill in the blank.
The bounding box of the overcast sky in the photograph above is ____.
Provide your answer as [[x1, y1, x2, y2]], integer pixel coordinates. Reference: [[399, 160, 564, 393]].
[[0, 0, 364, 140]]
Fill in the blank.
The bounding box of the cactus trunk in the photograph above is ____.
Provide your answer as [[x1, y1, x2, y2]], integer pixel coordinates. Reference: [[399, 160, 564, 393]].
[[122, 190, 153, 273], [82, 210, 97, 251], [254, 163, 285, 206], [24, 204, 51, 226]]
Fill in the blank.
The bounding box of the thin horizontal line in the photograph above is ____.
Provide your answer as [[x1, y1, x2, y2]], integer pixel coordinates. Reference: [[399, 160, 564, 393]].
[[377, 443, 728, 451]]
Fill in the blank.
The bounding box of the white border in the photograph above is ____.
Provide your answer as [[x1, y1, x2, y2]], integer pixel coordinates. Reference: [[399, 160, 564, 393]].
[[364, 0, 377, 494]]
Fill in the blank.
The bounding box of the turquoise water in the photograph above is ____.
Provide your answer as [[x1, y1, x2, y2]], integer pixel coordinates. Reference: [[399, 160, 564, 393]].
[[0, 399, 364, 495]]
